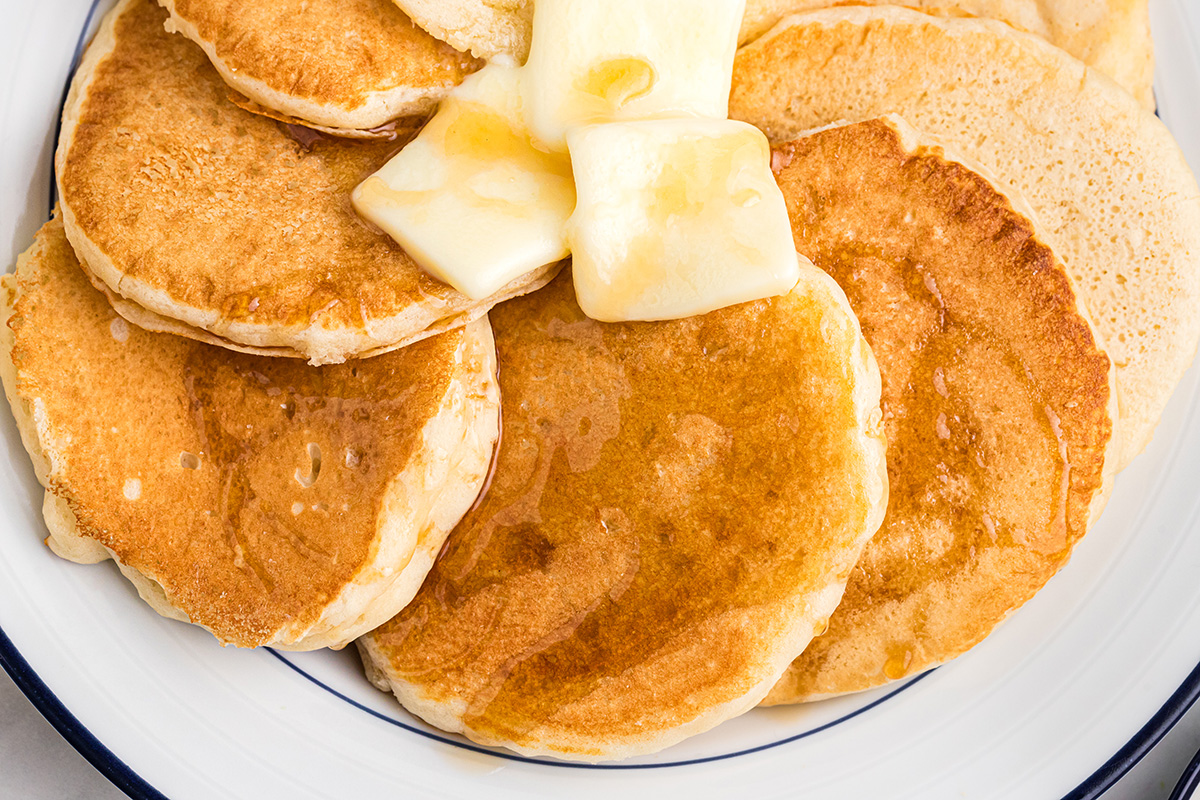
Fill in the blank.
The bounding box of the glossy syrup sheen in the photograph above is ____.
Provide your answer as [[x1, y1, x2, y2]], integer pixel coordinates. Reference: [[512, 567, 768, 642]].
[[9, 217, 465, 646], [357, 97, 574, 217], [573, 56, 659, 120], [764, 119, 1114, 701], [368, 270, 883, 753]]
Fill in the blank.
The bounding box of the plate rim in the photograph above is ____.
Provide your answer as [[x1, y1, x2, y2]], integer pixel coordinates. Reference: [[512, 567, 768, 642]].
[[6, 619, 1200, 800], [1167, 736, 1200, 800], [5, 0, 1200, 796]]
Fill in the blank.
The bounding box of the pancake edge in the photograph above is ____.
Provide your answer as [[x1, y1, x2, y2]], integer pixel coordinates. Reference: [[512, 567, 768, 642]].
[[73, 248, 559, 365], [393, 0, 533, 62]]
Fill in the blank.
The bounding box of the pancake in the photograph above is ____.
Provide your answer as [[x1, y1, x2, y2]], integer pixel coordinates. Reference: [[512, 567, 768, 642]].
[[0, 214, 500, 651], [57, 0, 558, 366], [747, 116, 1117, 702], [394, 0, 535, 62], [731, 6, 1200, 469], [393, 0, 1153, 106], [358, 268, 887, 761], [157, 0, 481, 133], [739, 1, 1154, 109]]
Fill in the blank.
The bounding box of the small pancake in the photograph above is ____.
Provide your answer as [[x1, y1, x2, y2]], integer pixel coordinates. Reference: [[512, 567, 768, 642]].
[[57, 0, 558, 366], [393, 0, 1153, 105], [157, 0, 481, 133], [731, 6, 1200, 469], [359, 269, 887, 761], [752, 116, 1116, 702], [0, 214, 500, 650]]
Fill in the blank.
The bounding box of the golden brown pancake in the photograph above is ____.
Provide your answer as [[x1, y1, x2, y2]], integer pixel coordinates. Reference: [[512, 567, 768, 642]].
[[57, 0, 558, 365], [359, 268, 888, 761], [758, 117, 1117, 702], [157, 0, 481, 133], [739, 0, 1154, 109], [0, 214, 500, 650], [394, 0, 1154, 106], [730, 6, 1200, 469]]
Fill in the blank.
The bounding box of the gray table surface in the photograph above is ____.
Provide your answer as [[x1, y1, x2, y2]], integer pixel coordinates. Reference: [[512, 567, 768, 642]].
[[2, 663, 1199, 799]]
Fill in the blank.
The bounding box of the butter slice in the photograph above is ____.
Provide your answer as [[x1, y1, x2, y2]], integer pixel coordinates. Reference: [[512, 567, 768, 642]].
[[352, 64, 575, 301], [524, 0, 746, 151], [567, 118, 802, 323]]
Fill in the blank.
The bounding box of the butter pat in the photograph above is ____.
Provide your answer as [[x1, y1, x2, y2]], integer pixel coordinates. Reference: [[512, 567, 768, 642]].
[[352, 64, 575, 301], [524, 0, 746, 151], [567, 119, 802, 322]]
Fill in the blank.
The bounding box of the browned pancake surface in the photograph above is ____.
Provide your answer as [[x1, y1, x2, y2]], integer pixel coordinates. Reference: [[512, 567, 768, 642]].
[[764, 118, 1114, 702], [362, 270, 886, 759], [162, 0, 479, 127], [58, 0, 553, 364], [6, 216, 485, 648]]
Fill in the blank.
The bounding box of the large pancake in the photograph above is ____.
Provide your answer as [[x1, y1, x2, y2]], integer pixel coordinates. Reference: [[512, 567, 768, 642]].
[[358, 268, 887, 761], [0, 214, 500, 651], [731, 6, 1200, 469], [57, 0, 558, 366], [739, 0, 1154, 109], [157, 0, 481, 133], [757, 116, 1117, 702], [393, 0, 1153, 105]]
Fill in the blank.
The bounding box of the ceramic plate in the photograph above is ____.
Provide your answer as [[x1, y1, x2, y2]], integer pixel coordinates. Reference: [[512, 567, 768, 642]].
[[2, 2, 1200, 797]]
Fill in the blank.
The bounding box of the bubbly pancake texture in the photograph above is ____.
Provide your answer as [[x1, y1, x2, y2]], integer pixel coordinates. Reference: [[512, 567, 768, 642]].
[[158, 0, 481, 132], [359, 270, 888, 761], [0, 215, 500, 650], [394, 0, 1153, 105], [731, 7, 1200, 469], [57, 0, 557, 365], [761, 117, 1117, 702], [739, 0, 1154, 108]]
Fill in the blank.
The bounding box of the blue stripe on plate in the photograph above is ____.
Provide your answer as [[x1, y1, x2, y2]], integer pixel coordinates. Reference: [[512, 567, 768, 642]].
[[47, 0, 106, 216], [266, 648, 931, 770], [0, 626, 168, 800]]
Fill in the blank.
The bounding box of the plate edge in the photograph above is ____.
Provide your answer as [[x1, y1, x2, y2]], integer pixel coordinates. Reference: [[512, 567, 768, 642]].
[[0, 624, 167, 800]]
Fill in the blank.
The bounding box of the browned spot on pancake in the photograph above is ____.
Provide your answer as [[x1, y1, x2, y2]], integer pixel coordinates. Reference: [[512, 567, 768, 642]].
[[366, 270, 885, 756], [8, 216, 465, 647], [764, 118, 1113, 701], [168, 0, 480, 116]]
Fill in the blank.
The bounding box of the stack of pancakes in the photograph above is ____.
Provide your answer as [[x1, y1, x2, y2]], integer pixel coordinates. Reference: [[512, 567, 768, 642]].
[[3, 0, 1197, 762]]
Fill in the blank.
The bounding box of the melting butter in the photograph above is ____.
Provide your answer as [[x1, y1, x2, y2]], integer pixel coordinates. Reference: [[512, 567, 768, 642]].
[[351, 64, 575, 301], [524, 0, 747, 150], [567, 118, 803, 322]]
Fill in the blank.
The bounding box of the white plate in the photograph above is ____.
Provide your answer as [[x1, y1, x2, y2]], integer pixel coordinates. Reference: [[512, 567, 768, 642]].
[[2, 1, 1200, 797]]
